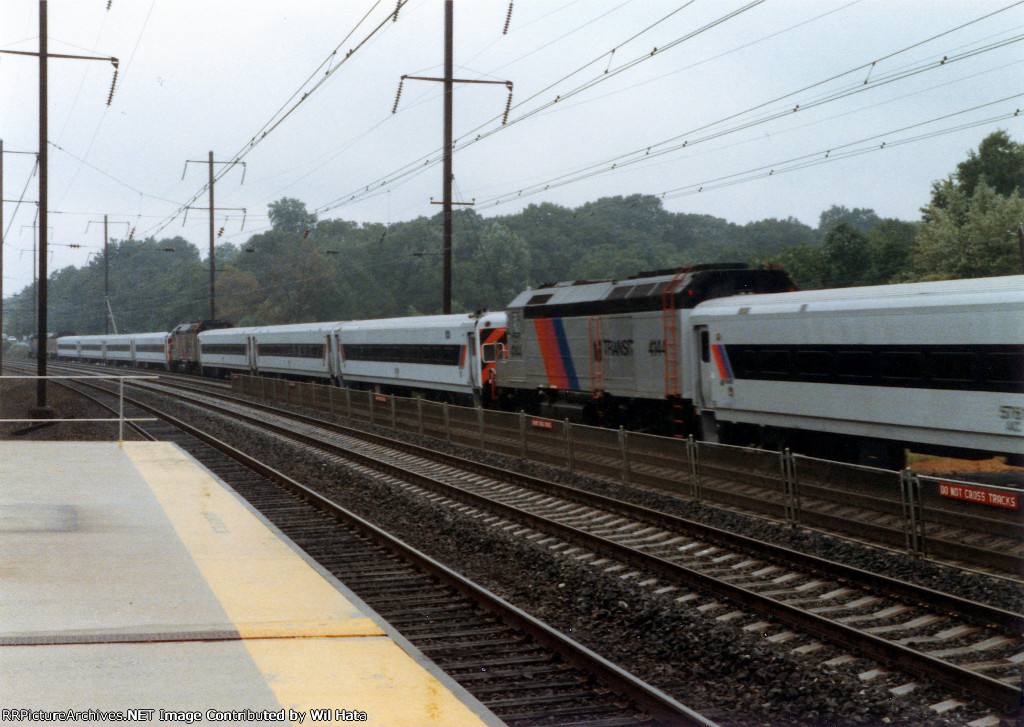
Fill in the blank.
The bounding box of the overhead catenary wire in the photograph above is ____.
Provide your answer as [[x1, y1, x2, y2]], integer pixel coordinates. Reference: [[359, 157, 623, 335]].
[[55, 0, 156, 207], [141, 0, 408, 241], [319, 1, 1024, 216], [315, 0, 747, 215], [657, 97, 1024, 201], [3, 157, 40, 245], [471, 31, 1024, 208]]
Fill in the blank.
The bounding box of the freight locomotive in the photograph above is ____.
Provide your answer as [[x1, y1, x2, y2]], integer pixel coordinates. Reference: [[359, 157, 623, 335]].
[[55, 265, 1024, 468]]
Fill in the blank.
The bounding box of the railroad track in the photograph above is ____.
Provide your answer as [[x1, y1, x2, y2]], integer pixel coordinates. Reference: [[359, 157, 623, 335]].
[[119, 375, 1024, 720], [230, 371, 1024, 578], [48, 362, 1024, 578], [32, 365, 718, 727], [28, 364, 1023, 723]]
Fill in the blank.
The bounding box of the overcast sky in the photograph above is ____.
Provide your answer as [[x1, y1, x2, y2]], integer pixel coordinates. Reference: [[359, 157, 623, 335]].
[[1, 0, 1022, 295]]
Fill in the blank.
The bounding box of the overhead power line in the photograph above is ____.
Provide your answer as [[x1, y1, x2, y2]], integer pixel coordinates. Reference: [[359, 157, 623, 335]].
[[473, 31, 1024, 208], [142, 0, 408, 240], [318, 1, 1024, 216], [654, 96, 1024, 200], [315, 0, 756, 215]]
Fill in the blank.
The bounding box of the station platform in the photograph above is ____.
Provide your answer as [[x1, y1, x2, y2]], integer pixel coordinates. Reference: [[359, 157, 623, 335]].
[[0, 441, 503, 726]]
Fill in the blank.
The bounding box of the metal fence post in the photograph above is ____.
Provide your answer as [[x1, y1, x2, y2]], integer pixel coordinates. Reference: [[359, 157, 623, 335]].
[[118, 377, 124, 442], [368, 391, 375, 424], [417, 398, 424, 435], [477, 406, 485, 449], [329, 386, 335, 416], [618, 426, 631, 485], [443, 402, 451, 442], [781, 448, 800, 527], [900, 469, 925, 557], [519, 411, 527, 460], [565, 419, 574, 472], [686, 435, 701, 500], [391, 395, 397, 430]]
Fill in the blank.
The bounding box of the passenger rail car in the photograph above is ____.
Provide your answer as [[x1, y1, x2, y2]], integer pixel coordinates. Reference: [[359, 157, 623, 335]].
[[198, 322, 340, 380], [337, 312, 506, 405], [691, 275, 1024, 467], [56, 331, 171, 369], [197, 312, 508, 406], [133, 331, 171, 369]]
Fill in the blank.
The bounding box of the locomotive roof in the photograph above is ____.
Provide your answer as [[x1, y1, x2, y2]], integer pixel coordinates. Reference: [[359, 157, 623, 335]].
[[171, 320, 234, 334], [507, 264, 794, 318]]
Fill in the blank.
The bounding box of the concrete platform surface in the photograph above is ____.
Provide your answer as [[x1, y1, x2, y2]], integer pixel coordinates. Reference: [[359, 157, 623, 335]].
[[0, 441, 502, 726]]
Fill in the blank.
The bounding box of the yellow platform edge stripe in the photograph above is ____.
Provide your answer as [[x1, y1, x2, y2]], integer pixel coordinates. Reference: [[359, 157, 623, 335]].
[[121, 442, 385, 637], [122, 442, 495, 726]]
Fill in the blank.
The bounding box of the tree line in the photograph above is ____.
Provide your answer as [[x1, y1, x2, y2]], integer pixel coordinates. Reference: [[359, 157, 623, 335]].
[[4, 130, 1021, 338]]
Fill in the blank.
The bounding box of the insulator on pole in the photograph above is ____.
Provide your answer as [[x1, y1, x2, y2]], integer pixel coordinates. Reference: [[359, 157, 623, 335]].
[[106, 66, 118, 106], [502, 85, 513, 125], [392, 78, 404, 114], [503, 1, 513, 34]]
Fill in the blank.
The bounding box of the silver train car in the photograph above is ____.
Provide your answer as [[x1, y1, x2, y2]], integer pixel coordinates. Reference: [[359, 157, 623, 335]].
[[56, 331, 170, 368], [197, 312, 508, 406], [690, 275, 1024, 466]]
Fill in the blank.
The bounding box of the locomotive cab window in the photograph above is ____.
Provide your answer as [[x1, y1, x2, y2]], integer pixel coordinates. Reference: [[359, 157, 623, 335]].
[[700, 330, 710, 363], [482, 342, 506, 363]]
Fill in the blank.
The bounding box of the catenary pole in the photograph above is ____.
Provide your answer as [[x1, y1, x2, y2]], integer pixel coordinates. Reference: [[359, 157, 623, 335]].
[[1, 138, 4, 377], [442, 0, 453, 314], [208, 150, 215, 320], [35, 0, 49, 411], [103, 214, 109, 334]]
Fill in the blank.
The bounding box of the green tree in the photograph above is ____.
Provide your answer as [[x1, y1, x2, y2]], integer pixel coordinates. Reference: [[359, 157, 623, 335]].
[[926, 130, 1024, 222], [766, 223, 874, 289], [268, 197, 317, 234], [952, 130, 1024, 199], [739, 217, 816, 259], [864, 219, 918, 285], [908, 181, 1023, 280], [451, 218, 531, 312], [817, 205, 882, 238]]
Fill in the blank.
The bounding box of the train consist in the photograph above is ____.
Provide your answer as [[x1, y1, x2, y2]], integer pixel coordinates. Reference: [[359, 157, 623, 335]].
[[57, 311, 507, 407], [55, 265, 1024, 468]]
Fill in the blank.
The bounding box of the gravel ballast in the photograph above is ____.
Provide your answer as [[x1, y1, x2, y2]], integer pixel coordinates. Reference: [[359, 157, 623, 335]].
[[140, 389, 1019, 727]]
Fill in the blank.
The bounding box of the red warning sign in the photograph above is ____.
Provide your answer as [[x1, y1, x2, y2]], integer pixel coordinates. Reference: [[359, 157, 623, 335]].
[[938, 482, 1019, 510]]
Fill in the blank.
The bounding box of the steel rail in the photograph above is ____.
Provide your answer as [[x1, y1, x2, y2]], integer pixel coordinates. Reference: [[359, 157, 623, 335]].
[[143, 377, 1023, 634], [132, 380, 1020, 714], [65, 373, 720, 727]]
